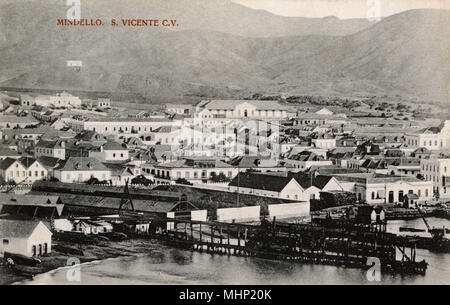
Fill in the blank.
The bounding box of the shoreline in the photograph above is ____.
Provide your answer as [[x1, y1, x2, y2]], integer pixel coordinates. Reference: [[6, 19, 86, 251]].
[[1, 237, 159, 285]]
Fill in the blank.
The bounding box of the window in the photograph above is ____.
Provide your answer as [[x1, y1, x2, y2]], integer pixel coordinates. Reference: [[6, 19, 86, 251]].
[[398, 191, 404, 202], [388, 191, 394, 203], [371, 192, 375, 200], [2, 239, 9, 245]]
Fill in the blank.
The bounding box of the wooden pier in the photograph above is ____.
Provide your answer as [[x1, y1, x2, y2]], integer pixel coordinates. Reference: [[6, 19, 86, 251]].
[[156, 219, 428, 275]]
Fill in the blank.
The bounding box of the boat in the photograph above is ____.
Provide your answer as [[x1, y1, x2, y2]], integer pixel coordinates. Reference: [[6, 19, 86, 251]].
[[3, 252, 41, 267]]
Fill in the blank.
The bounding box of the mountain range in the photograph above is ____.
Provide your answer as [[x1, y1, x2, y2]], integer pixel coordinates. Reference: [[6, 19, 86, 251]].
[[0, 0, 448, 102]]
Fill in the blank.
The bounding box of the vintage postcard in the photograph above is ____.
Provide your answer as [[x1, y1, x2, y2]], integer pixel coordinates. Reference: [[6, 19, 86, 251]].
[[0, 0, 449, 292]]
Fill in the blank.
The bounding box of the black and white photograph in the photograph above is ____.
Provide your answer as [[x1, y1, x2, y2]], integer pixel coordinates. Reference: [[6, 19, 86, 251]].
[[0, 0, 449, 289]]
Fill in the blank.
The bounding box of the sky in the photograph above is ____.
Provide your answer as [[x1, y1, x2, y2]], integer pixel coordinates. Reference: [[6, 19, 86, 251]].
[[232, 0, 450, 19]]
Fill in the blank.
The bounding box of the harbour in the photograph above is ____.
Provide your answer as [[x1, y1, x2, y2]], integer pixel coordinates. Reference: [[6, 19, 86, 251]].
[[18, 218, 450, 285]]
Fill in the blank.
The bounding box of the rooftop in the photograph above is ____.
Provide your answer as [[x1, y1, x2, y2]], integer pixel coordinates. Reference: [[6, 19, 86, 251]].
[[200, 100, 293, 111], [55, 157, 109, 171], [0, 219, 48, 238]]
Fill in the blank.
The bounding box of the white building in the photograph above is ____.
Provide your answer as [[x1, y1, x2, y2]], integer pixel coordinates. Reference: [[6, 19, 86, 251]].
[[89, 141, 129, 162], [71, 117, 175, 136], [19, 94, 34, 106], [229, 172, 310, 201], [0, 157, 48, 184], [0, 115, 39, 129], [34, 91, 82, 108], [146, 157, 239, 185], [0, 219, 52, 257], [35, 139, 66, 160], [94, 98, 111, 109], [405, 120, 450, 151], [166, 104, 194, 115], [315, 108, 334, 115], [335, 173, 433, 205], [194, 99, 293, 120], [54, 157, 111, 183], [312, 136, 336, 149], [420, 156, 450, 199]]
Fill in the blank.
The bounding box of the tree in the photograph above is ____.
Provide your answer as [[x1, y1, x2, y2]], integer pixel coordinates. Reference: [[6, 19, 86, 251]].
[[85, 177, 108, 185], [131, 175, 153, 186], [175, 178, 193, 186], [210, 172, 230, 183]]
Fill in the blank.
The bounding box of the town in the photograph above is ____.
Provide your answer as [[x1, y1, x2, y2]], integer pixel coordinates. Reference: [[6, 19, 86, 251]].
[[0, 89, 449, 282]]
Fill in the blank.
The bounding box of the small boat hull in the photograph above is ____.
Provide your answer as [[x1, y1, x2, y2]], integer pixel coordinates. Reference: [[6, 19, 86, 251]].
[[3, 252, 41, 267]]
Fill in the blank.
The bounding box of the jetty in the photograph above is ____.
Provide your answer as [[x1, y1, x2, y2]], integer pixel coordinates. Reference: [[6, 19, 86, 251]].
[[153, 218, 428, 275]]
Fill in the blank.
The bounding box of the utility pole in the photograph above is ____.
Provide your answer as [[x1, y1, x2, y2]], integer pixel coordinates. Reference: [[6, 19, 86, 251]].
[[237, 163, 240, 207]]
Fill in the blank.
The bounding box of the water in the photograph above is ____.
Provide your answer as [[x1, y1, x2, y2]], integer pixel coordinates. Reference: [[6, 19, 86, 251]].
[[19, 218, 450, 285]]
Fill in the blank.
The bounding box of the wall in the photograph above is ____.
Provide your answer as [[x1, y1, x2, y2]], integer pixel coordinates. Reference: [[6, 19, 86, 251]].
[[54, 219, 74, 232], [56, 170, 111, 183], [28, 224, 52, 256], [268, 202, 310, 219], [216, 206, 260, 223], [279, 179, 308, 201], [0, 237, 27, 257], [191, 210, 208, 222]]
